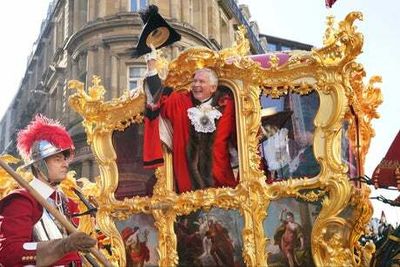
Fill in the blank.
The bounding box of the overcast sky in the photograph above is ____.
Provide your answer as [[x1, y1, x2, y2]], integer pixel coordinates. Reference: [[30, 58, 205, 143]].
[[1, 1, 399, 225], [0, 1, 52, 117]]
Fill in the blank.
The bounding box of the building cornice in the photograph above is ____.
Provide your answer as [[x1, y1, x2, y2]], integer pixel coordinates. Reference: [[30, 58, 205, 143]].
[[65, 13, 218, 59]]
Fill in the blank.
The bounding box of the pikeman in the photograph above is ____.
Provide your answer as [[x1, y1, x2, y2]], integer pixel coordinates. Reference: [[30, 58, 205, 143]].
[[0, 114, 96, 266]]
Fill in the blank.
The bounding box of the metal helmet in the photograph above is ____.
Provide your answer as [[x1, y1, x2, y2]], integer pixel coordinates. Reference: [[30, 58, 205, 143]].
[[17, 114, 75, 173]]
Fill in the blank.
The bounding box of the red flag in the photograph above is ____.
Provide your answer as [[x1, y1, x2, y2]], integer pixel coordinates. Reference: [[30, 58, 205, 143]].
[[325, 0, 337, 8], [372, 131, 400, 189]]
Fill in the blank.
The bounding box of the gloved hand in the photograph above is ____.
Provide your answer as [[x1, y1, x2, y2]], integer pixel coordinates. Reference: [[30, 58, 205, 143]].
[[62, 231, 97, 253], [144, 44, 157, 62], [145, 44, 158, 76], [36, 232, 97, 266]]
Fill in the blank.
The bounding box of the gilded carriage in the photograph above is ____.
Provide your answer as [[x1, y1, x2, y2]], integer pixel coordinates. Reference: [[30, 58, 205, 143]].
[[0, 12, 383, 266]]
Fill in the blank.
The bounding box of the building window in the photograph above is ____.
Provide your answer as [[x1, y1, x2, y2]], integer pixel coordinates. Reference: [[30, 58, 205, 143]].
[[128, 65, 146, 91], [281, 45, 292, 51], [130, 0, 148, 12], [267, 43, 277, 52]]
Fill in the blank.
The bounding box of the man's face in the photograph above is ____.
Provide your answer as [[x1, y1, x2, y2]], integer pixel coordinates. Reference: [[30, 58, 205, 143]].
[[45, 152, 69, 183], [191, 71, 217, 102]]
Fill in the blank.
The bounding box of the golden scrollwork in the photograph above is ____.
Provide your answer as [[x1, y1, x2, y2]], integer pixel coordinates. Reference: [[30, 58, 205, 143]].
[[218, 25, 250, 59], [68, 75, 145, 143], [0, 155, 29, 198], [317, 229, 354, 267], [64, 11, 381, 267], [344, 68, 383, 175], [315, 12, 364, 66], [295, 189, 326, 202], [349, 185, 375, 266]]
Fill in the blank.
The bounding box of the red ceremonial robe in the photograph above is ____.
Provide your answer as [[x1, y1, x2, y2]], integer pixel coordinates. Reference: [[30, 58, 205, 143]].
[[161, 91, 237, 192], [0, 189, 81, 267]]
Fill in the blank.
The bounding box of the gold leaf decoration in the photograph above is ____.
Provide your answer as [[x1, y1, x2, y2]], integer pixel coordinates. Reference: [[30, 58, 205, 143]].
[[66, 13, 381, 266]]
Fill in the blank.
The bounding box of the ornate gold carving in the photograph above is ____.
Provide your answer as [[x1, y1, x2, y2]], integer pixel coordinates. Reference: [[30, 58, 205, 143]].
[[0, 155, 30, 198], [296, 189, 326, 202], [349, 185, 375, 266], [344, 69, 383, 175], [68, 75, 144, 143], [219, 25, 250, 59], [153, 209, 178, 266], [65, 12, 381, 267], [317, 229, 353, 267], [315, 12, 364, 66], [323, 15, 336, 46]]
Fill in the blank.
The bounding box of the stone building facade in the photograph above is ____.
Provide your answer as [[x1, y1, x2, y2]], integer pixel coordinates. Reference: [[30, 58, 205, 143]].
[[0, 0, 266, 179]]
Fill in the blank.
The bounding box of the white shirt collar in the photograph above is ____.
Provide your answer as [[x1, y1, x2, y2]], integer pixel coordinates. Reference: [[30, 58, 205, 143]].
[[200, 97, 213, 105], [29, 178, 55, 200]]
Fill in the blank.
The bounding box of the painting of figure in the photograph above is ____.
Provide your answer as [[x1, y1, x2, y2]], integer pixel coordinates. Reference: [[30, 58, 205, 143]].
[[265, 198, 321, 267], [274, 209, 305, 267], [116, 214, 159, 267], [122, 226, 150, 267], [175, 208, 245, 267]]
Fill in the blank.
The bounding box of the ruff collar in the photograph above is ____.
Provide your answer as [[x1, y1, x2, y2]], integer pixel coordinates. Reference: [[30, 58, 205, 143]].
[[187, 98, 222, 133]]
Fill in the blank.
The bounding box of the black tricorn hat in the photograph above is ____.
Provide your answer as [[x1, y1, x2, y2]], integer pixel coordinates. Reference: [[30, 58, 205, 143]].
[[131, 5, 181, 58]]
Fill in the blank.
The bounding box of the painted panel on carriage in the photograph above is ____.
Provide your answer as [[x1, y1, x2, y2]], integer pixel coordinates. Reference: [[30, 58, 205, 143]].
[[175, 208, 245, 267], [264, 197, 322, 267], [259, 91, 320, 183], [341, 121, 359, 178], [112, 123, 157, 199], [115, 213, 159, 267]]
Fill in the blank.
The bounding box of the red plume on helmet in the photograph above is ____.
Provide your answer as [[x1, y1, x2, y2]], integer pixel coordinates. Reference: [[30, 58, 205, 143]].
[[17, 114, 75, 164]]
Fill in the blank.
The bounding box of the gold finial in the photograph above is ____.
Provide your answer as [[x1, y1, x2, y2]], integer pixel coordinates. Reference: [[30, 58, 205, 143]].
[[324, 15, 336, 45]]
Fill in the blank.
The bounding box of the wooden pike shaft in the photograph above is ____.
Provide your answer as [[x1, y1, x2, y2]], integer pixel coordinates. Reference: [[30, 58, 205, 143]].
[[0, 159, 113, 267]]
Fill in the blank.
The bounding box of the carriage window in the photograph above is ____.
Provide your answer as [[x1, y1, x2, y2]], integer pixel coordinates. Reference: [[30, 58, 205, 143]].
[[112, 123, 156, 199], [165, 84, 239, 193], [259, 91, 320, 182]]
